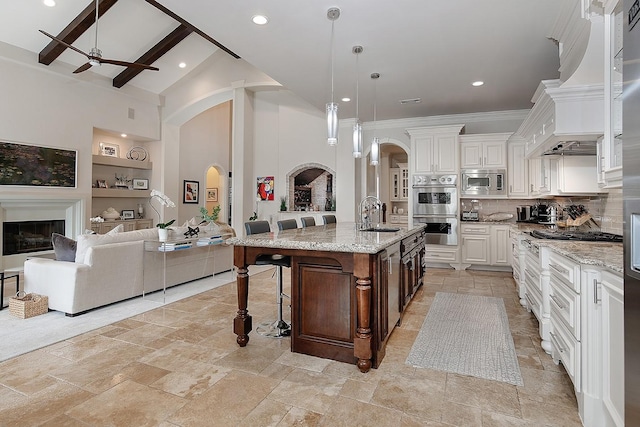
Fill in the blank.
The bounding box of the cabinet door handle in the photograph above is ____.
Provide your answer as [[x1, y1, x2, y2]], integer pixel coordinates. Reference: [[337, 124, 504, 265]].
[[549, 263, 569, 275], [593, 278, 601, 304], [549, 332, 565, 353], [550, 294, 565, 310], [525, 293, 535, 308]]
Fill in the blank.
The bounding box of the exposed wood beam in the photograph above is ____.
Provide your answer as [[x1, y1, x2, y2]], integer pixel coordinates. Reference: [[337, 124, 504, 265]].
[[38, 0, 118, 66], [143, 0, 240, 59], [112, 24, 192, 88]]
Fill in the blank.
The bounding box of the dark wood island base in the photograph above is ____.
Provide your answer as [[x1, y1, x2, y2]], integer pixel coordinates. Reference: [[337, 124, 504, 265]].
[[229, 223, 425, 372]]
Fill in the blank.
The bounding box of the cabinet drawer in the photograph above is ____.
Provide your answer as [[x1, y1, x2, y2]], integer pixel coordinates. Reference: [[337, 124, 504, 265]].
[[460, 223, 489, 234], [425, 248, 457, 262], [389, 215, 408, 224], [548, 251, 580, 293], [550, 317, 581, 389], [524, 264, 542, 295], [525, 283, 542, 320], [550, 279, 580, 340]]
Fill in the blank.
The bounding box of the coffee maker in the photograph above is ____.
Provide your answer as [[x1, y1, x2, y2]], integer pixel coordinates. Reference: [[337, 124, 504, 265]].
[[516, 205, 536, 222]]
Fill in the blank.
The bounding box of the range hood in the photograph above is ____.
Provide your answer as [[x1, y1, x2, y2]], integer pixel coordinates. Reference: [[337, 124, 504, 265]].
[[517, 79, 604, 159], [542, 140, 597, 156]]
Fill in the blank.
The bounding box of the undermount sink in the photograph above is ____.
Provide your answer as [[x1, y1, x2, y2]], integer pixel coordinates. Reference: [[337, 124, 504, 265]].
[[361, 227, 400, 233]]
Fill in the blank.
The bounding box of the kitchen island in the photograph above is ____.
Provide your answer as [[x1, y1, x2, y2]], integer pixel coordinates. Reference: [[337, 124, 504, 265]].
[[226, 222, 426, 372]]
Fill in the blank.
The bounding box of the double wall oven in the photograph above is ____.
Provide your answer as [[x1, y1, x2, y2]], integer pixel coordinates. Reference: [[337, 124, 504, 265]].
[[412, 174, 458, 245]]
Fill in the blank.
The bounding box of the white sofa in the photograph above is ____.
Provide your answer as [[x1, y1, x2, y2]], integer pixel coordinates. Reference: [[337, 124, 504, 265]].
[[24, 226, 233, 316]]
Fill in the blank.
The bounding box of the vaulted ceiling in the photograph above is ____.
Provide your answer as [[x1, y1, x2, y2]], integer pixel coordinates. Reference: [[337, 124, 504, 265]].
[[0, 0, 565, 122]]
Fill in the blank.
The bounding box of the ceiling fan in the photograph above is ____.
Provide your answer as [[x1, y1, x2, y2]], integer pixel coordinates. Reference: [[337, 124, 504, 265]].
[[39, 0, 159, 74]]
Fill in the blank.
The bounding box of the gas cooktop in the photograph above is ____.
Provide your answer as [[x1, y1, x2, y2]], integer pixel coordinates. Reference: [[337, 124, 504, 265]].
[[529, 230, 623, 242]]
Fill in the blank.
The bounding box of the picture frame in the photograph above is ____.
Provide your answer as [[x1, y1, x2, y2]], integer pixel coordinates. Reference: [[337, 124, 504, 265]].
[[0, 140, 77, 187], [206, 187, 218, 202], [133, 178, 148, 190], [99, 142, 119, 158], [183, 180, 199, 203], [96, 179, 108, 188], [121, 209, 135, 220]]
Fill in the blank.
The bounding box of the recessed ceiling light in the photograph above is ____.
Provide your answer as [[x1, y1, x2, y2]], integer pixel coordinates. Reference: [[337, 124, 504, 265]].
[[341, 97, 351, 102], [252, 15, 268, 25], [399, 98, 421, 105], [43, 0, 55, 6], [178, 62, 186, 68], [472, 81, 484, 87], [121, 134, 127, 138]]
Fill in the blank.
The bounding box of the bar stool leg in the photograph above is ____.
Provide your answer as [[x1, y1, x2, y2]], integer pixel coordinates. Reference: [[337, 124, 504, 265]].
[[256, 266, 291, 338]]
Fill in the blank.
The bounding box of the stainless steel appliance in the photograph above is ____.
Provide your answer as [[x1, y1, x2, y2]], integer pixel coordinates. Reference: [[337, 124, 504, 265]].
[[412, 174, 457, 216], [413, 216, 458, 246], [516, 205, 536, 222], [413, 174, 458, 245], [624, 2, 640, 422], [460, 169, 506, 196]]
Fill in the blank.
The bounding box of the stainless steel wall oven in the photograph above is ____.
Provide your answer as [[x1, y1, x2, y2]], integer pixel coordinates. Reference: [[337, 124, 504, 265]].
[[413, 174, 458, 245]]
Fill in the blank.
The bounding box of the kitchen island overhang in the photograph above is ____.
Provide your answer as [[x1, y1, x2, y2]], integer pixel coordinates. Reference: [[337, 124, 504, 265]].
[[227, 222, 426, 372]]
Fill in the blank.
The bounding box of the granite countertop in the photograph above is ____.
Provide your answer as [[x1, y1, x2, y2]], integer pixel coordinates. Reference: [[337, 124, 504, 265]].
[[226, 222, 425, 254], [509, 224, 623, 274]]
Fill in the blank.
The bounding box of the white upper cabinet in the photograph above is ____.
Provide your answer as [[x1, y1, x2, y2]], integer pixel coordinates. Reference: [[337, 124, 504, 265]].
[[508, 140, 529, 197], [407, 125, 465, 175], [459, 133, 510, 169]]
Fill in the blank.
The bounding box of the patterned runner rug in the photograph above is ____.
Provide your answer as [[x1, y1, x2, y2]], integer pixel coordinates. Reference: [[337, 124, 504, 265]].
[[406, 292, 523, 386]]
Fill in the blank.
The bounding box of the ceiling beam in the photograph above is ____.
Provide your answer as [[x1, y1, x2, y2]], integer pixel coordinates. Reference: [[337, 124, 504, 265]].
[[112, 24, 192, 88], [38, 0, 118, 66], [143, 0, 240, 59]]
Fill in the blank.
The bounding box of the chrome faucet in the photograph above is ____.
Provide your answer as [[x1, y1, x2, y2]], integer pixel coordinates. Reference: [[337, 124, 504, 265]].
[[358, 196, 382, 230]]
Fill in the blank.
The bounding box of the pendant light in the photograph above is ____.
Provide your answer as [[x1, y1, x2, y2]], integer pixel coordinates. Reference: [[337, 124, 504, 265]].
[[326, 8, 340, 146], [370, 72, 380, 166], [352, 45, 363, 158]]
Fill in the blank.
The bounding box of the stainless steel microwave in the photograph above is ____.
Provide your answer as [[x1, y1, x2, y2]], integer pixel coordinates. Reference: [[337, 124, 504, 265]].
[[460, 169, 506, 196]]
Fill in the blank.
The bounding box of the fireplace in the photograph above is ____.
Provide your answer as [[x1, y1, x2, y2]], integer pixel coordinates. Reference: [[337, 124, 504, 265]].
[[2, 220, 65, 256]]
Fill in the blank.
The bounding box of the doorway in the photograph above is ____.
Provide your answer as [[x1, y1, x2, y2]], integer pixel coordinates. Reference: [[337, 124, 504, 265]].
[[204, 165, 226, 223]]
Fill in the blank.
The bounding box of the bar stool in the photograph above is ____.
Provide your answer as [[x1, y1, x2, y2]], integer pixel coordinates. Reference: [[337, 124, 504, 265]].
[[322, 214, 336, 224], [300, 216, 316, 227], [244, 221, 291, 337], [277, 219, 298, 231]]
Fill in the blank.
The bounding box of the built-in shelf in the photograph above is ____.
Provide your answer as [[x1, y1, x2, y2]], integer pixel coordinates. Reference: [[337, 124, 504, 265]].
[[92, 188, 150, 198], [92, 155, 152, 170]]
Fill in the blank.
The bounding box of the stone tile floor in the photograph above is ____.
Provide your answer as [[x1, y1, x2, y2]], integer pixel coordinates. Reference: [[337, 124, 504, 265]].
[[0, 267, 583, 426]]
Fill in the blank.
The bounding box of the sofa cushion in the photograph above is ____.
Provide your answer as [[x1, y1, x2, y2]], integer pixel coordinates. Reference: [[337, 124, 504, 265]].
[[75, 227, 158, 264], [51, 233, 77, 262]]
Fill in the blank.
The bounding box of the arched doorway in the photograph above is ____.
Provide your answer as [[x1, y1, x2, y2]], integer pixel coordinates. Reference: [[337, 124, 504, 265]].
[[286, 163, 335, 212]]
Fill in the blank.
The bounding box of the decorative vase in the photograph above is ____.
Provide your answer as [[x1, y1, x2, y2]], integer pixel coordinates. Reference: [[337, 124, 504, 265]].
[[158, 228, 169, 242]]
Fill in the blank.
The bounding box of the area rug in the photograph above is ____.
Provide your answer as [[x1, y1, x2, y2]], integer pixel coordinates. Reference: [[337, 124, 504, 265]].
[[406, 292, 523, 386]]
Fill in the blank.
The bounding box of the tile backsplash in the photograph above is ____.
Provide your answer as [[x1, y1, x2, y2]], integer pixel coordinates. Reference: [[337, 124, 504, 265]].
[[461, 189, 623, 235]]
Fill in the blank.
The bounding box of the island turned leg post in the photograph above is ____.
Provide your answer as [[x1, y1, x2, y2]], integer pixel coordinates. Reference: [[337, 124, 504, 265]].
[[233, 247, 252, 347], [353, 254, 373, 373]]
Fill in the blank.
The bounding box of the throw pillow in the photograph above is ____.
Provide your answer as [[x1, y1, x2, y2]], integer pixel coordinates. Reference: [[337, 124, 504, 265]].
[[51, 233, 77, 262], [106, 224, 124, 235]]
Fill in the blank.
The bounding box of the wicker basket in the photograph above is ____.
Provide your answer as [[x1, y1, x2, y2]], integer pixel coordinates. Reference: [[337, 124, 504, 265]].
[[9, 292, 48, 319]]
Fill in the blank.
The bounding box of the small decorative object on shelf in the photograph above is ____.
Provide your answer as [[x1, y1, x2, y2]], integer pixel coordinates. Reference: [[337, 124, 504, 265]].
[[137, 203, 144, 218], [99, 142, 119, 158], [114, 173, 131, 188], [126, 146, 148, 161], [133, 178, 148, 190], [184, 226, 199, 238], [102, 207, 120, 220], [280, 196, 287, 212], [121, 209, 135, 220], [199, 205, 220, 222], [90, 216, 104, 223]]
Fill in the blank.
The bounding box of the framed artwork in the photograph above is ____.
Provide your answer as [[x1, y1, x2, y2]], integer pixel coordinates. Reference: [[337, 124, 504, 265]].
[[0, 140, 77, 187], [121, 209, 135, 220], [183, 180, 199, 203], [133, 178, 148, 190], [99, 142, 119, 158], [206, 188, 218, 202], [257, 176, 274, 201], [96, 179, 108, 188]]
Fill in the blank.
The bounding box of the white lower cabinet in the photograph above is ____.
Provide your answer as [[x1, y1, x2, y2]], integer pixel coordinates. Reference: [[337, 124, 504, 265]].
[[542, 250, 624, 427], [460, 223, 511, 268], [425, 244, 459, 268]]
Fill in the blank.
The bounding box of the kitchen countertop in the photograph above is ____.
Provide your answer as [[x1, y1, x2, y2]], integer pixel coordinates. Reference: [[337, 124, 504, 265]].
[[227, 222, 425, 254], [509, 224, 623, 274]]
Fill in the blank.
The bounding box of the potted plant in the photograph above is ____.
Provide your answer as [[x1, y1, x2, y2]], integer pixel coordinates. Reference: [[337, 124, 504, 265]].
[[280, 196, 287, 212], [199, 205, 221, 233], [156, 219, 175, 241]]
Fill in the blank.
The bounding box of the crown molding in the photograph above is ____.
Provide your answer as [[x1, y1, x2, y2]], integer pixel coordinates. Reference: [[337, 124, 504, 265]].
[[362, 109, 530, 131]]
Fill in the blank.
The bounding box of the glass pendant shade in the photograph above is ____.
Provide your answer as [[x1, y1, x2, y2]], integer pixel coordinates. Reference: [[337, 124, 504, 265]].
[[327, 102, 338, 146], [353, 121, 363, 158], [370, 137, 380, 165]]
